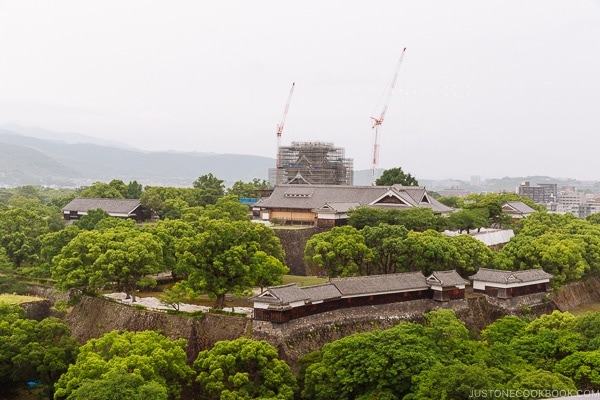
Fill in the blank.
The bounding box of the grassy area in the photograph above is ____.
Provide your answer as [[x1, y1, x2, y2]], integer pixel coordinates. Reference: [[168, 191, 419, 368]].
[[281, 275, 328, 287], [0, 293, 43, 305], [567, 301, 600, 316]]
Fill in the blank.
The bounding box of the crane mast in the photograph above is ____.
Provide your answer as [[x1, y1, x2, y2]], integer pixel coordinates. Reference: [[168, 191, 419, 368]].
[[275, 82, 295, 185], [370, 47, 406, 185]]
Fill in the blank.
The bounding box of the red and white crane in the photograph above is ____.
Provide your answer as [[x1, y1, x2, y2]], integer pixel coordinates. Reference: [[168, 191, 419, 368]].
[[275, 82, 295, 185], [370, 47, 407, 185]]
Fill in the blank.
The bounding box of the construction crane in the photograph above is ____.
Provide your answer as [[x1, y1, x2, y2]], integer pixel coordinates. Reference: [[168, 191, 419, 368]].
[[370, 47, 407, 185], [275, 82, 295, 185]]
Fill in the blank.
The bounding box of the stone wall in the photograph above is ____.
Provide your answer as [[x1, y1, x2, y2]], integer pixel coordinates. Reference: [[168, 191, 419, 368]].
[[251, 294, 557, 369], [22, 275, 600, 370], [64, 296, 252, 363], [19, 299, 52, 321], [274, 227, 323, 276], [550, 275, 600, 311]]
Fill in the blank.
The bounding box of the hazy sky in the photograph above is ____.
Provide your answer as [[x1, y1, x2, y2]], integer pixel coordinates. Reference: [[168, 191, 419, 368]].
[[1, 1, 599, 181]]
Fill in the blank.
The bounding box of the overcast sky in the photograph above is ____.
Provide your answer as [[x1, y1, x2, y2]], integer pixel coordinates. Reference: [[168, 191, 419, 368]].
[[1, 1, 599, 181]]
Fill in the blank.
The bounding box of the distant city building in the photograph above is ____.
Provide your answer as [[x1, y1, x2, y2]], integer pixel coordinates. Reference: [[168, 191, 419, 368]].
[[517, 182, 557, 204], [437, 187, 469, 198], [269, 141, 354, 186]]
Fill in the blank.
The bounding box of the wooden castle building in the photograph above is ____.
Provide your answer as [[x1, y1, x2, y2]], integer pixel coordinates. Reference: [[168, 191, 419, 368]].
[[251, 270, 467, 323], [469, 268, 553, 298]]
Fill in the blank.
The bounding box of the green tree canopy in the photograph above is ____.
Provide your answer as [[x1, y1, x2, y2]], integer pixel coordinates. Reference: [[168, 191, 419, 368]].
[[348, 206, 443, 231], [194, 338, 297, 400], [54, 330, 193, 400], [302, 321, 439, 400], [396, 230, 461, 275], [447, 208, 489, 233], [52, 226, 164, 301], [0, 207, 48, 268], [193, 173, 225, 206], [227, 178, 270, 198], [361, 224, 409, 275], [73, 208, 111, 231], [304, 225, 373, 277], [375, 167, 418, 186], [78, 181, 126, 199], [0, 305, 78, 398], [177, 219, 287, 308]]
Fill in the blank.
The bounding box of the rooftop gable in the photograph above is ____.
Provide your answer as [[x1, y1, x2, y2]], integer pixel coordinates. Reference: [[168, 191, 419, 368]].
[[62, 198, 142, 215], [426, 270, 469, 287], [251, 283, 310, 304], [502, 201, 536, 215]]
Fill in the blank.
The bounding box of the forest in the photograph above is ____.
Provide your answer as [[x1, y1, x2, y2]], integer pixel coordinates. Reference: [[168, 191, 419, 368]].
[[2, 174, 600, 399]]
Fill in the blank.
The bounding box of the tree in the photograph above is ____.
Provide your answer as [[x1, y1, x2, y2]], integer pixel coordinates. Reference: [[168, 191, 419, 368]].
[[505, 369, 577, 395], [304, 225, 373, 277], [149, 219, 195, 276], [67, 371, 168, 400], [0, 305, 78, 398], [408, 362, 504, 400], [500, 233, 589, 286], [448, 234, 495, 276], [38, 225, 81, 275], [302, 322, 439, 399], [396, 230, 461, 275], [52, 227, 164, 301], [387, 207, 443, 232], [481, 315, 528, 346], [227, 178, 270, 198], [348, 206, 443, 232], [78, 181, 125, 198], [375, 167, 418, 186], [126, 180, 144, 199], [347, 206, 386, 230], [361, 224, 409, 274], [54, 330, 193, 400], [177, 219, 286, 309], [199, 194, 251, 222], [0, 207, 48, 268], [512, 311, 584, 370], [194, 338, 297, 400], [447, 208, 489, 233], [555, 350, 600, 390], [422, 310, 471, 362], [74, 208, 111, 230], [193, 173, 225, 206], [250, 250, 289, 292]]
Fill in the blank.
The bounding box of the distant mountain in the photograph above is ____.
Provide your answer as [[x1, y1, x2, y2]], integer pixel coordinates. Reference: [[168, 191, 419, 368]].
[[0, 129, 274, 187], [0, 123, 136, 149], [2, 127, 594, 191]]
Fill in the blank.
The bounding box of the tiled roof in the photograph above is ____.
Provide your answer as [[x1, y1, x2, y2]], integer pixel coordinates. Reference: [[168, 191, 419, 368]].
[[330, 271, 428, 296], [62, 198, 141, 215], [427, 270, 469, 287], [503, 201, 536, 215], [301, 283, 342, 302], [469, 268, 553, 284], [251, 284, 310, 304], [254, 184, 453, 214]]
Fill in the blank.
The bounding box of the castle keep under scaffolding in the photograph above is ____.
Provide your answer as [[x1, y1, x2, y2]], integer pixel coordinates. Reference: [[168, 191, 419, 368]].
[[269, 141, 354, 186]]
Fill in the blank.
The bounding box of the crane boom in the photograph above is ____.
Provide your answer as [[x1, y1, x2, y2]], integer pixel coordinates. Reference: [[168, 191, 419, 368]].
[[275, 82, 295, 184], [370, 47, 406, 185]]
